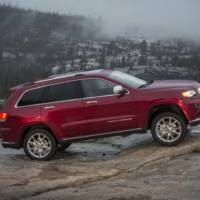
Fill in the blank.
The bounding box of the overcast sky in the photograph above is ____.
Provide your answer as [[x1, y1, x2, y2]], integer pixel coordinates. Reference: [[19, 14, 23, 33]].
[[1, 0, 200, 39]]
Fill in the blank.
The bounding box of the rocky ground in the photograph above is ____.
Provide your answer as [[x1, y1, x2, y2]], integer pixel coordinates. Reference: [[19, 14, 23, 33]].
[[0, 130, 200, 200]]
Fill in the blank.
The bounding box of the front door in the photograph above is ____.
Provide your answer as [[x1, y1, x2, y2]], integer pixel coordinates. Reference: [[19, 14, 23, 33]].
[[81, 78, 137, 135]]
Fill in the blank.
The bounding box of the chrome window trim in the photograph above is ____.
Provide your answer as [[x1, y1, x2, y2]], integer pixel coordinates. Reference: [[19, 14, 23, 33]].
[[14, 77, 130, 108]]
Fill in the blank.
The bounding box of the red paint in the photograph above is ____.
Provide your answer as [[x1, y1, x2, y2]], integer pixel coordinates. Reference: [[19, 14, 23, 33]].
[[1, 70, 200, 148], [0, 112, 8, 120]]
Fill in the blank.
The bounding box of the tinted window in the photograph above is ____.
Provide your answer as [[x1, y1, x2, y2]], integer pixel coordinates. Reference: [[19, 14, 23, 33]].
[[82, 79, 116, 98], [47, 80, 83, 102], [18, 88, 46, 107]]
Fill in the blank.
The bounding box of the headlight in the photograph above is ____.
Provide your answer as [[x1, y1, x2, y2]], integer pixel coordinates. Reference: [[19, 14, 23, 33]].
[[182, 90, 197, 98]]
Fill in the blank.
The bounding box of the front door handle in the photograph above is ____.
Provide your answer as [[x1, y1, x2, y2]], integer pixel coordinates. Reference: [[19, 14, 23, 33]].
[[43, 106, 55, 110], [86, 100, 98, 105]]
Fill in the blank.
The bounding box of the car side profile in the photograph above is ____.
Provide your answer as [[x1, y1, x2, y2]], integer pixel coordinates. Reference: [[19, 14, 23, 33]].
[[1, 69, 200, 160]]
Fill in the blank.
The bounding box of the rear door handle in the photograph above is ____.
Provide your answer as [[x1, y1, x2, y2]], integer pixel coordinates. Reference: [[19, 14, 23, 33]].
[[86, 100, 98, 105], [43, 106, 55, 110]]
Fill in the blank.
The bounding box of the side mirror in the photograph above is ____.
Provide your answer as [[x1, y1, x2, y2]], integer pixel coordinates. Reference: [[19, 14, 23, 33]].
[[113, 85, 127, 95]]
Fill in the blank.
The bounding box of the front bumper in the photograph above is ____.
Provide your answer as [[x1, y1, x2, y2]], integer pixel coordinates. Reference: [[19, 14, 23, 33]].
[[190, 117, 200, 127], [1, 141, 18, 148]]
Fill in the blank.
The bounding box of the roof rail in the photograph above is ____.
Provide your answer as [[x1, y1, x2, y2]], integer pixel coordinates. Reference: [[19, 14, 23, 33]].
[[74, 74, 85, 77], [35, 69, 103, 84], [10, 82, 34, 91], [49, 71, 85, 78]]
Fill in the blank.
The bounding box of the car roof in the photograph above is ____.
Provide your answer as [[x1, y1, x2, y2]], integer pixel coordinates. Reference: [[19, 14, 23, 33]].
[[34, 69, 104, 83], [10, 69, 110, 91]]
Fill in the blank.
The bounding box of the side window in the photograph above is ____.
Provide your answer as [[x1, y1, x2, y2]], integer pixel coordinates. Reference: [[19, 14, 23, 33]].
[[47, 80, 83, 102], [82, 79, 116, 98], [17, 87, 46, 107], [17, 81, 84, 106]]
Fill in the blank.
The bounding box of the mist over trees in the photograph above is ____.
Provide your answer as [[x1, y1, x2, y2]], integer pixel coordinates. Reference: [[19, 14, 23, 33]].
[[1, 4, 200, 99], [0, 4, 102, 98]]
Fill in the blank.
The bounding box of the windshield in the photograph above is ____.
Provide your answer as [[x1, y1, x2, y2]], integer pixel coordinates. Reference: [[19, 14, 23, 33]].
[[109, 71, 147, 88]]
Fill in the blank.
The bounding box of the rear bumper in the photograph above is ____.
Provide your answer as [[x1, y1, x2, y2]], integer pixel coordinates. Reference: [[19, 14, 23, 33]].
[[0, 128, 20, 149]]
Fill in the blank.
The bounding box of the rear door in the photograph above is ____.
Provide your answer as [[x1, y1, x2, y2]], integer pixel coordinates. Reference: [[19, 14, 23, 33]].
[[41, 80, 88, 139], [81, 78, 137, 135]]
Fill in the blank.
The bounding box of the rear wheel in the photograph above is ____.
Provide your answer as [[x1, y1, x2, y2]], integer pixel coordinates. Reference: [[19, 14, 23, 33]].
[[23, 129, 57, 161], [151, 112, 187, 146]]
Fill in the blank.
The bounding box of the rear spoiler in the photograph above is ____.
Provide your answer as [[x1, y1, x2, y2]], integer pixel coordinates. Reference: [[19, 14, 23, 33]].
[[10, 82, 33, 91]]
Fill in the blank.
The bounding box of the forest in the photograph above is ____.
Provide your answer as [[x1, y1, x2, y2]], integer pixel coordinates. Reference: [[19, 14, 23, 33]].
[[1, 5, 200, 99], [0, 4, 102, 98]]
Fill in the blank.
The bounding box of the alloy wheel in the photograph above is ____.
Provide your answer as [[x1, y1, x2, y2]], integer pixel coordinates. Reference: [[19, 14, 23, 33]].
[[27, 132, 52, 159], [155, 116, 182, 143]]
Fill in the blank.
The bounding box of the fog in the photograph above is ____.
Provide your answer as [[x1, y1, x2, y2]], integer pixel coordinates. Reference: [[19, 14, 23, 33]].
[[1, 0, 200, 39]]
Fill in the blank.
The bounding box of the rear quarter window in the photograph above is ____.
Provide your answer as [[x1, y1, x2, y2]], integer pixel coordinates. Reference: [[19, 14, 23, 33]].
[[17, 87, 46, 107]]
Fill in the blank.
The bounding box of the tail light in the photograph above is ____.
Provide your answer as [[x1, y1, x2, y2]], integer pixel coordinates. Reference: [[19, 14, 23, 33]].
[[0, 112, 8, 122]]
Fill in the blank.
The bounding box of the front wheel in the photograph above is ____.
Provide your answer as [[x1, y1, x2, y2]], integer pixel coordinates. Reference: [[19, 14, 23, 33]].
[[57, 142, 71, 151], [151, 112, 187, 146], [23, 129, 57, 161]]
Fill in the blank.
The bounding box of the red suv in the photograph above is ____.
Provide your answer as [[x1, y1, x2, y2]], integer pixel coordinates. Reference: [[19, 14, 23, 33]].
[[1, 70, 200, 160]]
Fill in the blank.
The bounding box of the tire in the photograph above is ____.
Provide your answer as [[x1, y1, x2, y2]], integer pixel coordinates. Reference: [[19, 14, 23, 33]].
[[57, 142, 71, 151], [23, 129, 57, 161], [151, 112, 187, 146]]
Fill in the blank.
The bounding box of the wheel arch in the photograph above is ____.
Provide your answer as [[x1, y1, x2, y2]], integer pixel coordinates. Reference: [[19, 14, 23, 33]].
[[148, 104, 188, 129], [19, 123, 58, 148]]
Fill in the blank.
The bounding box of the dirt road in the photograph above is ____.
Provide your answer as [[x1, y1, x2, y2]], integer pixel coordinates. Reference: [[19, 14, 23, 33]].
[[0, 131, 200, 200]]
